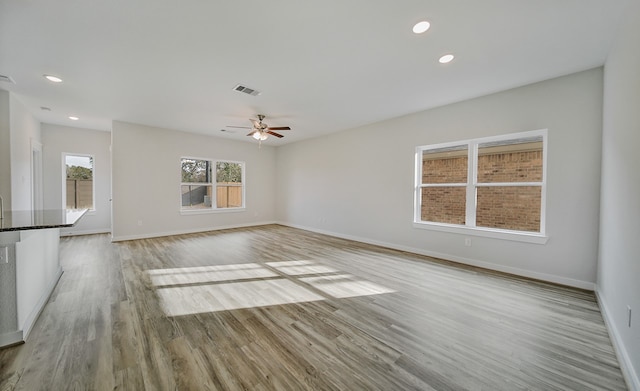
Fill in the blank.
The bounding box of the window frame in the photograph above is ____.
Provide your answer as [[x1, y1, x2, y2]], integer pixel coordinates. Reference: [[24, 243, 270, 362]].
[[179, 157, 246, 214], [414, 129, 548, 244], [62, 152, 96, 213]]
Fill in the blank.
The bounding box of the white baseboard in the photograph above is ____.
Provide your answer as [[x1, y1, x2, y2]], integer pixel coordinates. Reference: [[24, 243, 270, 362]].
[[111, 221, 278, 242], [0, 330, 23, 348], [277, 222, 595, 291], [60, 228, 111, 237], [21, 267, 63, 341], [595, 288, 639, 391]]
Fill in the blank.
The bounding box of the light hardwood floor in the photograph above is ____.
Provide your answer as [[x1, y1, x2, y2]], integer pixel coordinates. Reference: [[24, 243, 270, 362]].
[[0, 225, 628, 390]]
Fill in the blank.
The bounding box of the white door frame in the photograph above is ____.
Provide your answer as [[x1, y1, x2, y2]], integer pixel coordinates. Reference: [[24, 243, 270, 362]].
[[30, 139, 43, 211]]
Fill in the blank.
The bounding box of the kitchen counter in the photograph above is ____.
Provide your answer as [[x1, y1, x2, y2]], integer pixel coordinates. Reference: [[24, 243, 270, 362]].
[[0, 209, 87, 232], [0, 209, 87, 348]]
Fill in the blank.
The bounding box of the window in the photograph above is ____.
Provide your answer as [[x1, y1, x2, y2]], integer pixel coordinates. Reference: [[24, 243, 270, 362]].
[[180, 158, 244, 212], [415, 130, 546, 240], [64, 154, 94, 210], [216, 161, 243, 208]]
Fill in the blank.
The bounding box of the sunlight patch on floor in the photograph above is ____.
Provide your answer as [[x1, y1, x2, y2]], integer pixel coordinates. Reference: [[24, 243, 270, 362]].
[[266, 260, 339, 275], [155, 279, 324, 317], [300, 274, 396, 299], [148, 260, 395, 317], [147, 263, 277, 286]]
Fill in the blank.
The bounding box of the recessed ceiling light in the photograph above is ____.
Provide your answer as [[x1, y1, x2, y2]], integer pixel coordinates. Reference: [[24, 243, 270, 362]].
[[44, 74, 63, 83], [412, 21, 431, 34], [439, 54, 455, 64], [68, 116, 79, 121]]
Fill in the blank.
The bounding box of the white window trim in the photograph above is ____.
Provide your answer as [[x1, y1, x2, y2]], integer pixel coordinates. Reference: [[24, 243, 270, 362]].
[[62, 152, 96, 214], [412, 222, 548, 244], [179, 157, 246, 214], [414, 129, 548, 244]]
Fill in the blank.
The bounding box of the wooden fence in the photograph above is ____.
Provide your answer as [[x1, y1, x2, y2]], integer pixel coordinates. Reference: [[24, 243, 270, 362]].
[[181, 183, 242, 208], [66, 179, 93, 209], [217, 183, 242, 208]]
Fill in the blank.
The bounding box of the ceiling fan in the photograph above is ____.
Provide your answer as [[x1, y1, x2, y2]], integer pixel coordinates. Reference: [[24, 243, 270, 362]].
[[227, 114, 291, 143]]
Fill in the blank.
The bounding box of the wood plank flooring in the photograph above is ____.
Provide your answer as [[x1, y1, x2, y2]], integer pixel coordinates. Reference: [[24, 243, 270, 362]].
[[0, 224, 628, 390]]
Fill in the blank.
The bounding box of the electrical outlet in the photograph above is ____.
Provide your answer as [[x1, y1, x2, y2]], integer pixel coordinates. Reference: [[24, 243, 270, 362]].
[[0, 246, 8, 263], [464, 238, 472, 247], [628, 305, 632, 328]]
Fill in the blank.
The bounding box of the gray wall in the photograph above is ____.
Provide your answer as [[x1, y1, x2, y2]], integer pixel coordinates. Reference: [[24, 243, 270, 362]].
[[0, 90, 10, 210], [9, 94, 41, 211], [598, 0, 640, 388], [276, 68, 603, 289], [111, 121, 277, 240], [0, 91, 41, 212], [42, 124, 112, 235]]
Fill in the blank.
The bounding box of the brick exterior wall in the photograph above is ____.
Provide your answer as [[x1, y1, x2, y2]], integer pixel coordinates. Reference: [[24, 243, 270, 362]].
[[477, 150, 542, 183], [421, 149, 542, 231], [476, 186, 541, 232], [421, 187, 466, 224], [422, 156, 467, 184], [421, 155, 467, 223], [476, 150, 542, 231]]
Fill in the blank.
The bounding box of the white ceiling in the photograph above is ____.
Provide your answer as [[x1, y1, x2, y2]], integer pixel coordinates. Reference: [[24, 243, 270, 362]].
[[0, 0, 632, 145]]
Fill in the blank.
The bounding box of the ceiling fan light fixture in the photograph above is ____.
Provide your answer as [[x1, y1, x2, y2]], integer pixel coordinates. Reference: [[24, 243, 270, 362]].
[[252, 131, 268, 141]]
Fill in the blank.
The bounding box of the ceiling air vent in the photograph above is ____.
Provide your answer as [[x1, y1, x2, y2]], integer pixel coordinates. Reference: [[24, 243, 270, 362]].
[[233, 84, 260, 96], [0, 74, 16, 84]]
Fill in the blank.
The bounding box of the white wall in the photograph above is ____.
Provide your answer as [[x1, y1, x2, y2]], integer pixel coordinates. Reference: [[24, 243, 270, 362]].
[[277, 68, 603, 289], [42, 124, 112, 235], [111, 121, 277, 240], [598, 1, 640, 388], [9, 94, 41, 211], [15, 228, 61, 339], [0, 90, 10, 210], [1, 93, 41, 212]]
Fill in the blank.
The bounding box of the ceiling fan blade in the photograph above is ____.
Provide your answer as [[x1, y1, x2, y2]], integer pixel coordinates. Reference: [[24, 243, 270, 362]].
[[250, 119, 261, 128], [266, 130, 284, 138], [247, 130, 258, 137], [267, 126, 291, 131], [227, 126, 252, 129]]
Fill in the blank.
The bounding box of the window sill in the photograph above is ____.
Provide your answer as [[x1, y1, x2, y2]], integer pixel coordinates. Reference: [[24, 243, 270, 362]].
[[412, 221, 548, 244], [180, 208, 245, 216]]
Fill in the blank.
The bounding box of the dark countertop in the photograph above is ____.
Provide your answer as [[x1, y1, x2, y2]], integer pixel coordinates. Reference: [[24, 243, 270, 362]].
[[0, 209, 88, 232]]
